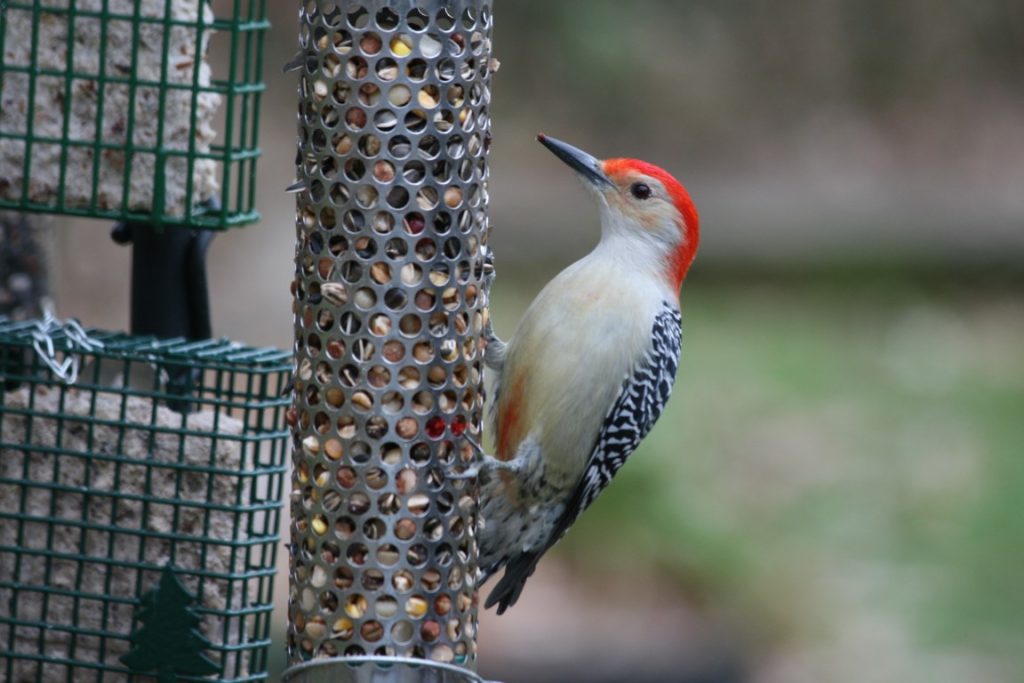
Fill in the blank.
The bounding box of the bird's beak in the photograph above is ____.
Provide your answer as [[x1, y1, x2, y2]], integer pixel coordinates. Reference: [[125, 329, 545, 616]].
[[537, 134, 613, 189]]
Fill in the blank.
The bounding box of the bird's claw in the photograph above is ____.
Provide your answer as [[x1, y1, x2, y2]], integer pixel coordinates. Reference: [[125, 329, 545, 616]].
[[482, 246, 496, 293], [483, 316, 497, 346], [461, 432, 487, 459], [444, 433, 490, 481], [444, 465, 480, 481]]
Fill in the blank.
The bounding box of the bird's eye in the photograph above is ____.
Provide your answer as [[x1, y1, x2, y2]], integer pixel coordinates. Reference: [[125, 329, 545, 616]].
[[630, 182, 652, 200]]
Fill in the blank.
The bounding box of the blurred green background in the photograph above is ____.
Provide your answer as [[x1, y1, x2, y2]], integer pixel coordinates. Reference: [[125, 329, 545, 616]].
[[52, 1, 1023, 681]]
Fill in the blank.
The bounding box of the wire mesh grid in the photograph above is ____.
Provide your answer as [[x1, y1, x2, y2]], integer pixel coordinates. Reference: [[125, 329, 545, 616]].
[[0, 0, 268, 229], [0, 318, 290, 681], [287, 0, 495, 678]]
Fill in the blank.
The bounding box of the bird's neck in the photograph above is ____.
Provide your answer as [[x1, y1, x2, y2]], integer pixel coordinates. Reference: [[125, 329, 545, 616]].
[[591, 219, 681, 299]]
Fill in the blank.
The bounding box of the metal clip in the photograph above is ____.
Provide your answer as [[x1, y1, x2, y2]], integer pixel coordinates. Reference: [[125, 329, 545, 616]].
[[29, 311, 104, 385]]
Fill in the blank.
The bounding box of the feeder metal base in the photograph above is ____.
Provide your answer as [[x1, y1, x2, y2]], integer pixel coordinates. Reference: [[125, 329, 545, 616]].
[[283, 656, 497, 683]]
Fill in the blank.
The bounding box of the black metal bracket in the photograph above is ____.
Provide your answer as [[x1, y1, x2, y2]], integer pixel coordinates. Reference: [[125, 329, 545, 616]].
[[111, 223, 214, 341], [111, 204, 217, 411]]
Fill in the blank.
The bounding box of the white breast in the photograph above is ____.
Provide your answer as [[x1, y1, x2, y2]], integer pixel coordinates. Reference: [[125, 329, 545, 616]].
[[500, 236, 677, 488]]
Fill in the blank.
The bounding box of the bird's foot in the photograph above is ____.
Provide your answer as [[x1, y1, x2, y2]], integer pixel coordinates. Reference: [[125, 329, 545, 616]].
[[482, 317, 506, 370], [445, 465, 483, 481], [482, 245, 496, 294], [445, 433, 518, 481], [445, 432, 491, 480]]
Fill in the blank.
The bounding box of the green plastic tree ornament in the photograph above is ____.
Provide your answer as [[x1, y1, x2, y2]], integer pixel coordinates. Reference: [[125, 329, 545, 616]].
[[120, 564, 220, 682]]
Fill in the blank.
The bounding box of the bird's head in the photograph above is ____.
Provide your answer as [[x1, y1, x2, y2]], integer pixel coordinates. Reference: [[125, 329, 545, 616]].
[[538, 134, 700, 289]]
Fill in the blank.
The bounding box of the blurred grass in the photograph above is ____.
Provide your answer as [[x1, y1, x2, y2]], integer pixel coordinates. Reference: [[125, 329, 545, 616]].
[[484, 272, 1024, 681]]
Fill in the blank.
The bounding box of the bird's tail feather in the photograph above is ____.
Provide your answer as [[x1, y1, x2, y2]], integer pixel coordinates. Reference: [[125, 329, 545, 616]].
[[484, 552, 540, 615]]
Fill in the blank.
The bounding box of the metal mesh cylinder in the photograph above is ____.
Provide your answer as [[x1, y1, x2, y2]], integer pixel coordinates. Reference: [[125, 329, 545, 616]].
[[286, 1, 494, 679]]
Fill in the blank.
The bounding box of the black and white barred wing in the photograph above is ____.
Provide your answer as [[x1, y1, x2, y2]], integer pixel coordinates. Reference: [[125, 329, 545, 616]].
[[556, 303, 682, 535]]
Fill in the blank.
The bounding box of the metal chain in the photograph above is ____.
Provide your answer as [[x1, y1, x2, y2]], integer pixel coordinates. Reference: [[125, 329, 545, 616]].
[[29, 310, 104, 385]]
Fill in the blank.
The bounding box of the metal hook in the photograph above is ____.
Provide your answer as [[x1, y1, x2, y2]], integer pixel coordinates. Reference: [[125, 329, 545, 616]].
[[28, 309, 103, 385]]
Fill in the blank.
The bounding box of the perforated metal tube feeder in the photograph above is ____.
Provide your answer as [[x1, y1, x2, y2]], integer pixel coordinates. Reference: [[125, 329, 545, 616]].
[[286, 1, 495, 681]]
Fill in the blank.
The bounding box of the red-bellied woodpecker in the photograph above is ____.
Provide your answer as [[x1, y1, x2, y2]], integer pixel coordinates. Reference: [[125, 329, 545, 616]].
[[466, 134, 700, 614]]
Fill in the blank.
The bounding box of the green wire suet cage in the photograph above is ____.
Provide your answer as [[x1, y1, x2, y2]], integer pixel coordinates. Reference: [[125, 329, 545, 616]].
[[0, 0, 268, 229], [0, 317, 291, 681]]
